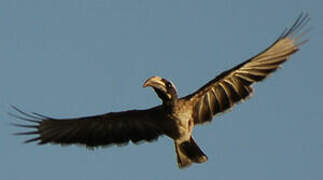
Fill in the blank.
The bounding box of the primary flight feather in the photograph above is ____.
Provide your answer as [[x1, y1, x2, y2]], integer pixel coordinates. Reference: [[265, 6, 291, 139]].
[[12, 13, 310, 169]]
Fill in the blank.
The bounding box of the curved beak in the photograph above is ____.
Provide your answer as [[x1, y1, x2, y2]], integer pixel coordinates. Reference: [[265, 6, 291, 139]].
[[143, 76, 167, 92]]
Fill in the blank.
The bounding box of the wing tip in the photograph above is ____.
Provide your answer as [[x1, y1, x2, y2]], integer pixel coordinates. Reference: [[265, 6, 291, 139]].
[[9, 105, 45, 144], [281, 12, 311, 43]]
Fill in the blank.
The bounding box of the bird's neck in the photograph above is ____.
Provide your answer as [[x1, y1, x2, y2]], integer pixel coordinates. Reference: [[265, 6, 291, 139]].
[[163, 97, 178, 109]]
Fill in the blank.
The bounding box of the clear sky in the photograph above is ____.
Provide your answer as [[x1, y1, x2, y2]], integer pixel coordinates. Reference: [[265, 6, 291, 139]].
[[1, 0, 322, 180]]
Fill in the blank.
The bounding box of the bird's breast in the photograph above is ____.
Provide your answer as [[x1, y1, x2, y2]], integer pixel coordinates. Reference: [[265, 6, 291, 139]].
[[166, 101, 194, 141]]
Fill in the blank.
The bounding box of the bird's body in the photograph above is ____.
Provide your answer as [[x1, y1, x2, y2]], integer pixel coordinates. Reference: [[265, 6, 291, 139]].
[[169, 99, 194, 141], [12, 13, 310, 168]]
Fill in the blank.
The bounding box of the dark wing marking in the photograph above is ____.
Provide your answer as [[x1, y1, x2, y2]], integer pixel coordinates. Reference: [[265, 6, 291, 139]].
[[11, 105, 166, 148], [182, 13, 310, 124]]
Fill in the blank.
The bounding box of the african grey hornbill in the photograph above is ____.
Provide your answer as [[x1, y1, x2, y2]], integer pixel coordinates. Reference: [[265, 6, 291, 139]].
[[12, 13, 309, 169]]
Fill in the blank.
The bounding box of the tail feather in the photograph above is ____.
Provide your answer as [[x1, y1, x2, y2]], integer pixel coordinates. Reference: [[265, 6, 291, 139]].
[[175, 136, 208, 168]]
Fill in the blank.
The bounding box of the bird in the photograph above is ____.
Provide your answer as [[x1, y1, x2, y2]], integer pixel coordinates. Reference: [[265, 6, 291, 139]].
[[11, 13, 310, 169]]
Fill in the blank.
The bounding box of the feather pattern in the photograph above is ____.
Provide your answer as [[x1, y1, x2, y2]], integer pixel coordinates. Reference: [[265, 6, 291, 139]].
[[183, 13, 310, 124], [11, 106, 166, 147]]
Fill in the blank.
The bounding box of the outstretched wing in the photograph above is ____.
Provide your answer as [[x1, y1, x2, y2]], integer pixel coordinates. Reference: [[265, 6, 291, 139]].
[[11, 106, 166, 148], [182, 13, 310, 124]]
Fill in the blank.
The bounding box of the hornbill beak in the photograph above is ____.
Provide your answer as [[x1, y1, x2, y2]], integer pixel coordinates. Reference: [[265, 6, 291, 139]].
[[143, 76, 167, 92]]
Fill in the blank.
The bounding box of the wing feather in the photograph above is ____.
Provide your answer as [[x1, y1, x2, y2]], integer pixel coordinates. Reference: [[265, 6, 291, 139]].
[[12, 106, 166, 147], [183, 13, 310, 124]]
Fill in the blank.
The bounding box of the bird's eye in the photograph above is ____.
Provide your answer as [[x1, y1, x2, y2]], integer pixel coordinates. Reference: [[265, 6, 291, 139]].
[[166, 82, 172, 88]]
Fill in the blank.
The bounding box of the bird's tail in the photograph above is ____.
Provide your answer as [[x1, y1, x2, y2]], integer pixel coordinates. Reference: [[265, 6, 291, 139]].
[[174, 136, 208, 168]]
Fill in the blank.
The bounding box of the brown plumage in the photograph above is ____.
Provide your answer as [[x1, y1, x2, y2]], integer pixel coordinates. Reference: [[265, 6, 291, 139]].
[[12, 13, 309, 169]]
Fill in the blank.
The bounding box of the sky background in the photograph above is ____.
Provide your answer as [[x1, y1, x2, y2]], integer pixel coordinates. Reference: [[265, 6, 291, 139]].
[[0, 0, 322, 180]]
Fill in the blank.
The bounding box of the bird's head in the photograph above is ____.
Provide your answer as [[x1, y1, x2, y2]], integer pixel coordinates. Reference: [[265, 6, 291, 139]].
[[143, 76, 178, 104]]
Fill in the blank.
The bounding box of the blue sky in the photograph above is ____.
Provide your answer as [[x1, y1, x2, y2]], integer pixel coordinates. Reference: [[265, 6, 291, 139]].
[[1, 0, 322, 180]]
